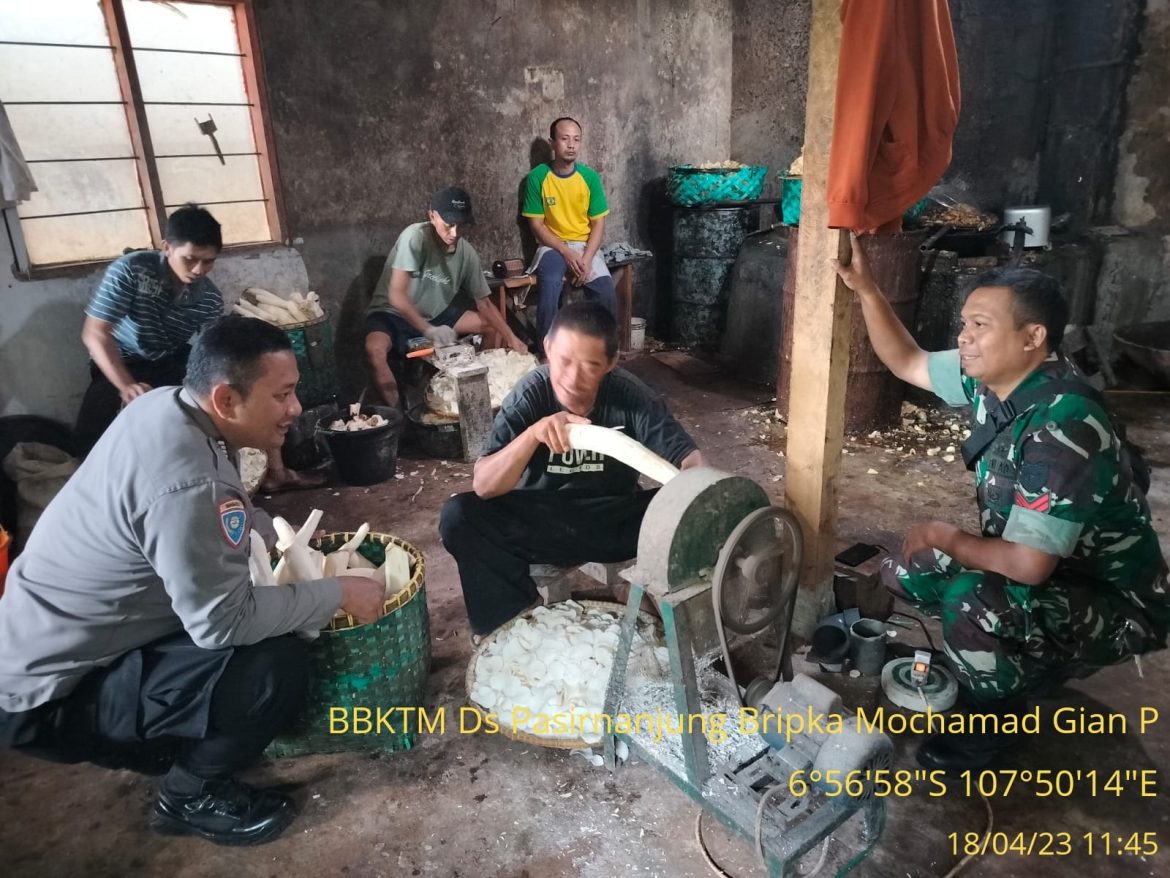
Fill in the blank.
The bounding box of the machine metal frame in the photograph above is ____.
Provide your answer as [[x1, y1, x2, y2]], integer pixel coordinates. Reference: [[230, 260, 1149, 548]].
[[599, 468, 886, 877]]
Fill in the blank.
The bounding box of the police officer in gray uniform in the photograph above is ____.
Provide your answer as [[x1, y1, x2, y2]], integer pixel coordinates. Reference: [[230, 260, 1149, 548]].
[[0, 316, 384, 846]]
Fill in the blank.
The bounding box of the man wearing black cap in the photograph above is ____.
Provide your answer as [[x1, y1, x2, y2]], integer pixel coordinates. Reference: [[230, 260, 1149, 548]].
[[365, 187, 527, 407]]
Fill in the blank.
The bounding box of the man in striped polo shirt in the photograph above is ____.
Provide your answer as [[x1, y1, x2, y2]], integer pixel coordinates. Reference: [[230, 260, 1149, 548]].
[[523, 117, 617, 343], [75, 204, 225, 455]]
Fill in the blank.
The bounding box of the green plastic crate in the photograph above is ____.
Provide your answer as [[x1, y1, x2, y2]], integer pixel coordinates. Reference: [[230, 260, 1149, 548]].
[[667, 164, 768, 207], [284, 315, 338, 408]]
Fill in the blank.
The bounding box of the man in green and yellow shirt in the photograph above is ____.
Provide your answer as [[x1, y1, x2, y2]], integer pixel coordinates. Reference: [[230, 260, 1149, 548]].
[[522, 117, 616, 342]]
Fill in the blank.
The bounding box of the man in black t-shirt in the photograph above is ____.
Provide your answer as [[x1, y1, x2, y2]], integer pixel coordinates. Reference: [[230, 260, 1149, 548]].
[[439, 303, 704, 636]]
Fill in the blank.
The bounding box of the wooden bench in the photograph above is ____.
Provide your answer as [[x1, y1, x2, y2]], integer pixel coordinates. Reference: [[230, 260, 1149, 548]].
[[488, 254, 650, 357]]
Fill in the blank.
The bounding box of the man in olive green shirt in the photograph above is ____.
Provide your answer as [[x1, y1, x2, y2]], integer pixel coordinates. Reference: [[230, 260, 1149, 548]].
[[364, 187, 526, 406]]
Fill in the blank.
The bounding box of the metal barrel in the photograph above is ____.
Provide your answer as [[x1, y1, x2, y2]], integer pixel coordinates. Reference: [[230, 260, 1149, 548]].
[[671, 207, 755, 349], [778, 230, 925, 433], [720, 226, 790, 386]]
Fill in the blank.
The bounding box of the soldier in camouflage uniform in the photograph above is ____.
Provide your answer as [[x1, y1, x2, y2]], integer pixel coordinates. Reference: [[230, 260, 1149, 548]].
[[835, 238, 1168, 771], [884, 350, 1169, 700]]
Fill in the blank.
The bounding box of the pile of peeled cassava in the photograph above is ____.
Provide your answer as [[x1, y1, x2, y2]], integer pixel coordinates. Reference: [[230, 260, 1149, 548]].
[[426, 348, 537, 417], [248, 511, 413, 613], [326, 411, 390, 431], [231, 287, 325, 327]]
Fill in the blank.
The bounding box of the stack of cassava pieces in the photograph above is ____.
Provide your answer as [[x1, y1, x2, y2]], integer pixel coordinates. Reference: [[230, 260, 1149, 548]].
[[231, 287, 325, 327]]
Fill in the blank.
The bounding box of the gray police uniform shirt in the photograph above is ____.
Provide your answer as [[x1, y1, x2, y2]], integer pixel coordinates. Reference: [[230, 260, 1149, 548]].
[[0, 387, 342, 714]]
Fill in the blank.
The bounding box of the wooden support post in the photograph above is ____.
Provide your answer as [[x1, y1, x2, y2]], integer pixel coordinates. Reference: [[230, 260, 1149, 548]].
[[613, 264, 634, 355], [783, 0, 853, 637]]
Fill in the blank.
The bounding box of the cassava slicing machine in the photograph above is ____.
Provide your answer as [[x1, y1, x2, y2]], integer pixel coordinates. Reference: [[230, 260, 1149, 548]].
[[600, 466, 892, 877]]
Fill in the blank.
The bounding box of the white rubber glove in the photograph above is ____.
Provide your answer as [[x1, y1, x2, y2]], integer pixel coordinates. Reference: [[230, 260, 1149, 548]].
[[424, 324, 458, 347]]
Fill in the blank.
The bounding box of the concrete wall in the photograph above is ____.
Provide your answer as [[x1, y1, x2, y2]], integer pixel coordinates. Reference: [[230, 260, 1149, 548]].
[[1115, 0, 1170, 228], [2, 0, 735, 421], [727, 0, 1145, 228], [254, 0, 734, 391], [6, 0, 1170, 422], [729, 0, 809, 181], [0, 235, 310, 423]]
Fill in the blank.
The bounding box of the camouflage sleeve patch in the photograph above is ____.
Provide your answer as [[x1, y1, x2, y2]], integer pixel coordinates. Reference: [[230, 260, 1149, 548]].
[[926, 349, 969, 407], [1003, 506, 1083, 556]]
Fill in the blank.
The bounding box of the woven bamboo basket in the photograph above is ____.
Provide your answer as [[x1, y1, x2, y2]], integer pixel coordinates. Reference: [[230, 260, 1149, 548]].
[[281, 311, 338, 409], [267, 532, 430, 757], [464, 600, 663, 750]]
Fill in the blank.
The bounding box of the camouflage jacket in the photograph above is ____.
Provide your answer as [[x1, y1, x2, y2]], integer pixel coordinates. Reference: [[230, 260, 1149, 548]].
[[927, 350, 1169, 632]]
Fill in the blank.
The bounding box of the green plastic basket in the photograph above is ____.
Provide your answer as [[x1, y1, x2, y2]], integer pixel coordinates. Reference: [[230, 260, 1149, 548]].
[[667, 164, 768, 207], [266, 532, 431, 757], [779, 175, 930, 226]]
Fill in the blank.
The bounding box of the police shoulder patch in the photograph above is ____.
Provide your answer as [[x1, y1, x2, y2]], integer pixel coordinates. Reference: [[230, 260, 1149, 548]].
[[218, 497, 248, 547]]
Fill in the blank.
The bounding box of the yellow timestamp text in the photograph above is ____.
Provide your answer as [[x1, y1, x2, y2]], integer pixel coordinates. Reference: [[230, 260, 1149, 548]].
[[948, 831, 1159, 858]]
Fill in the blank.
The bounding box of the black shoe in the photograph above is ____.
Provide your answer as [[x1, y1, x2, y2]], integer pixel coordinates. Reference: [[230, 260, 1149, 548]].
[[151, 778, 296, 846], [916, 698, 1027, 774]]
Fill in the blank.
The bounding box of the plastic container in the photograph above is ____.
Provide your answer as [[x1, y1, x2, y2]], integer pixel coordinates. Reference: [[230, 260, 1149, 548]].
[[407, 403, 463, 460], [780, 176, 803, 225], [630, 317, 646, 351], [672, 206, 755, 349], [667, 164, 767, 207], [267, 531, 430, 757], [317, 406, 404, 486], [283, 314, 338, 409], [849, 618, 889, 676], [779, 175, 929, 226]]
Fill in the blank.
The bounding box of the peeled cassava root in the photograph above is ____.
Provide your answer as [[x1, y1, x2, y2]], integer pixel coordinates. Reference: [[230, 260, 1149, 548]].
[[250, 511, 414, 605], [231, 288, 325, 327], [566, 424, 679, 485]]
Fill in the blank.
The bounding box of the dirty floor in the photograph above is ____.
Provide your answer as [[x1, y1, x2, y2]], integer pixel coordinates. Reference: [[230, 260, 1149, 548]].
[[1, 352, 1167, 877]]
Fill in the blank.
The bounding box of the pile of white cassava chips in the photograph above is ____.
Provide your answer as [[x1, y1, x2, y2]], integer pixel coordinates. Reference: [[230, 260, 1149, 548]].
[[426, 349, 537, 418], [468, 600, 669, 744]]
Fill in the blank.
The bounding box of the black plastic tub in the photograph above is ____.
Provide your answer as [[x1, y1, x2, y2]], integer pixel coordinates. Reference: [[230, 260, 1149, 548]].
[[316, 406, 405, 486]]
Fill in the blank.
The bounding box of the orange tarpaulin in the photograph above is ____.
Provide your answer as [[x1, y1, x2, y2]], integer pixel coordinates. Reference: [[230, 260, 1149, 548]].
[[827, 0, 960, 232]]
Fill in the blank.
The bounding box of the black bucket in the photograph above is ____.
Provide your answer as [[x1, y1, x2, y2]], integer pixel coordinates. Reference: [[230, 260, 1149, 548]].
[[406, 403, 463, 460], [282, 403, 340, 472], [317, 406, 405, 486]]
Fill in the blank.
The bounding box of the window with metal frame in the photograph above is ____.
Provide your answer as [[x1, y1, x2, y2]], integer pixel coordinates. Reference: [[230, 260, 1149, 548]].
[[1, 0, 283, 272]]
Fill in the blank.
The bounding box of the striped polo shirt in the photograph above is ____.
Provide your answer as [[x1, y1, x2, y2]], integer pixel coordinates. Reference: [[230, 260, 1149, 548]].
[[85, 251, 224, 361]]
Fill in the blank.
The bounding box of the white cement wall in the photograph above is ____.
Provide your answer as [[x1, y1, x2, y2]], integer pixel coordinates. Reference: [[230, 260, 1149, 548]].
[[0, 232, 311, 424]]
